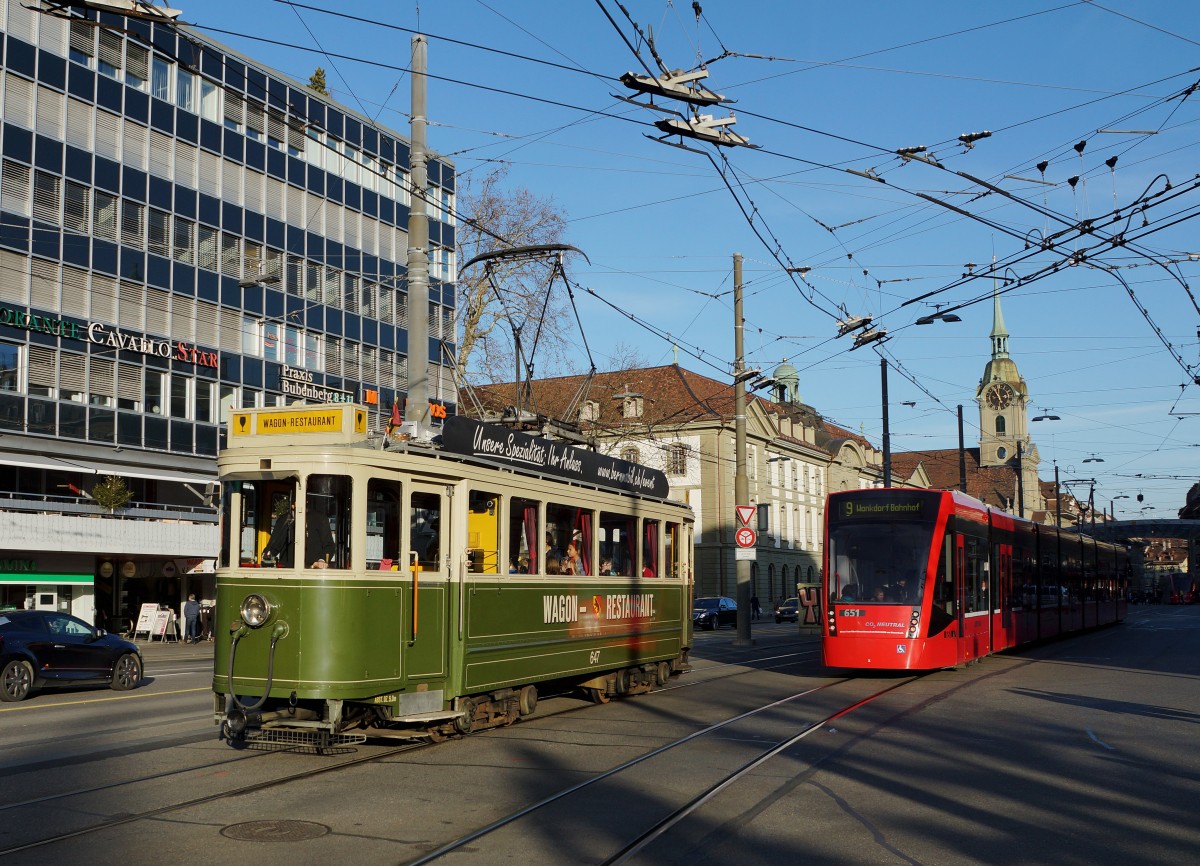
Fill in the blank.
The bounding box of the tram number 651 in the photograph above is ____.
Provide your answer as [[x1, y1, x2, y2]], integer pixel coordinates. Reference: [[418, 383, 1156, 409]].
[[589, 650, 601, 665]]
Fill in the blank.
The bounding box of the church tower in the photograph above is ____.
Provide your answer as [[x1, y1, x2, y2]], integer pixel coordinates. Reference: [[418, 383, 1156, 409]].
[[976, 289, 1041, 515]]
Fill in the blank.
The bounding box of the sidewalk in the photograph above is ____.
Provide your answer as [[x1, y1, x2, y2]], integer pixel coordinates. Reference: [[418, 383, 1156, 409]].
[[132, 634, 216, 662]]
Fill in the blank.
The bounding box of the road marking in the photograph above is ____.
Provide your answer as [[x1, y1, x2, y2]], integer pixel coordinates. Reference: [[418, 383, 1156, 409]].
[[0, 687, 209, 713], [1086, 727, 1115, 750]]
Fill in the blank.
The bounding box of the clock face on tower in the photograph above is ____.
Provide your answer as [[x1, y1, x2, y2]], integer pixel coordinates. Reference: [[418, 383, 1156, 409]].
[[985, 383, 1015, 409]]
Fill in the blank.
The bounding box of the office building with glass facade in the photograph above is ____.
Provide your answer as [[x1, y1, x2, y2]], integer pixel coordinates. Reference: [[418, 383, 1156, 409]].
[[0, 1, 456, 628]]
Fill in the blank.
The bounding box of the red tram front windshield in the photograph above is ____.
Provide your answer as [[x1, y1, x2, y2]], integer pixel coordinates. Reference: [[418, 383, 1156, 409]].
[[823, 489, 953, 670]]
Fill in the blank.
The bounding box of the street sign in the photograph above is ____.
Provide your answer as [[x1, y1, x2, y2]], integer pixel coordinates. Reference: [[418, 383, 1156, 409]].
[[736, 505, 755, 526], [735, 548, 757, 561], [736, 526, 756, 548]]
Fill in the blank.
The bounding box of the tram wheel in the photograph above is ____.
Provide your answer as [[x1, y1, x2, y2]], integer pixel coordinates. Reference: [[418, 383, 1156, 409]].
[[613, 668, 631, 695], [518, 684, 538, 716], [588, 687, 610, 705], [453, 698, 476, 735], [655, 661, 671, 687]]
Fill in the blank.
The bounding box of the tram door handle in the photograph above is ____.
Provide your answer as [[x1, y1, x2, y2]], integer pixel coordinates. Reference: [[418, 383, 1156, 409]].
[[409, 551, 421, 643]]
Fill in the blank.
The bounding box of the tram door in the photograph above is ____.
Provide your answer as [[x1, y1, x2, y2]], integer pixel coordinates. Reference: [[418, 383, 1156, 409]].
[[954, 534, 967, 665], [405, 483, 449, 681]]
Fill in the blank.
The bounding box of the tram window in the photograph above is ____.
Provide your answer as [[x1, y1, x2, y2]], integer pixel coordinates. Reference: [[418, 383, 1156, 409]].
[[410, 491, 441, 570], [665, 522, 680, 579], [964, 535, 987, 612], [257, 481, 297, 567], [827, 521, 933, 604], [219, 481, 235, 568], [467, 489, 501, 574], [546, 502, 593, 576], [508, 497, 539, 573], [366, 479, 402, 570], [306, 475, 349, 569], [642, 519, 660, 577], [600, 511, 636, 577]]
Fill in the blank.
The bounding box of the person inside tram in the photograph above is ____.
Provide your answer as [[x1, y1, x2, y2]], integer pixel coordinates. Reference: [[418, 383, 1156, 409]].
[[891, 576, 912, 602], [872, 586, 891, 603], [545, 555, 563, 575], [262, 500, 296, 567], [564, 539, 585, 576], [305, 498, 337, 568], [839, 583, 860, 602]]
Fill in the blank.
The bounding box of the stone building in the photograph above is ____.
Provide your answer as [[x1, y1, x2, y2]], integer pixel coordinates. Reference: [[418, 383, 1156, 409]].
[[468, 362, 885, 601]]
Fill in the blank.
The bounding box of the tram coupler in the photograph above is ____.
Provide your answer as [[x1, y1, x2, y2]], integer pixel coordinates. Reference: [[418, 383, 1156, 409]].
[[224, 706, 318, 738]]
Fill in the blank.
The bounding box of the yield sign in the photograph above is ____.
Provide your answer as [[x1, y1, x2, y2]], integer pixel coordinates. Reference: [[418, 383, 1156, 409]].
[[736, 505, 755, 527]]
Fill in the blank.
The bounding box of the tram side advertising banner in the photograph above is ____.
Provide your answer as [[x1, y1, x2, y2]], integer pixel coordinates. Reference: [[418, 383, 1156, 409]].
[[442, 416, 670, 499]]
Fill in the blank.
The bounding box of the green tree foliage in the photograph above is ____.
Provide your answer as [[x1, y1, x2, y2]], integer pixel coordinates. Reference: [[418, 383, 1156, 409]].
[[307, 67, 329, 96], [91, 475, 133, 511]]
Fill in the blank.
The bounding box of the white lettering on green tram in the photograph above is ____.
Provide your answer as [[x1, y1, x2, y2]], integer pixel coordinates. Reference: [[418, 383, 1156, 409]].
[[543, 594, 580, 624]]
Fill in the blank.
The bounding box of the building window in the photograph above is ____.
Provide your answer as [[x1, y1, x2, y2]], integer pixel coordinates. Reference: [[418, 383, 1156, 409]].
[[93, 190, 117, 240], [200, 79, 220, 123], [667, 443, 688, 476], [0, 342, 19, 392], [151, 55, 171, 101], [121, 200, 145, 249], [148, 209, 170, 257], [97, 29, 123, 79], [622, 395, 643, 419], [126, 44, 149, 91], [173, 217, 194, 263], [32, 171, 61, 224], [64, 182, 90, 233], [176, 67, 195, 112], [621, 446, 639, 464], [580, 400, 599, 422], [69, 19, 94, 67], [995, 415, 1006, 434]]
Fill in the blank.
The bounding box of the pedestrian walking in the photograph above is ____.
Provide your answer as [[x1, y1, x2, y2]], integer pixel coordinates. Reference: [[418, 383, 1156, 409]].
[[183, 593, 200, 644], [750, 595, 762, 620]]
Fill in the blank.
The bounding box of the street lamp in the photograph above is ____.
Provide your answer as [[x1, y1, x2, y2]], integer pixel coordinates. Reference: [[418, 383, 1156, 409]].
[[1083, 453, 1105, 463], [1032, 407, 1061, 421]]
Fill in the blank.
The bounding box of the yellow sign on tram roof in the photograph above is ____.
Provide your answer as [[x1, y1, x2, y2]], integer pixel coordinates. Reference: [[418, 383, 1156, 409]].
[[230, 404, 368, 438]]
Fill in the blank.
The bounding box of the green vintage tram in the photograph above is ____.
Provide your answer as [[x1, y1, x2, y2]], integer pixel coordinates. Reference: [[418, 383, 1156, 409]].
[[213, 404, 694, 745]]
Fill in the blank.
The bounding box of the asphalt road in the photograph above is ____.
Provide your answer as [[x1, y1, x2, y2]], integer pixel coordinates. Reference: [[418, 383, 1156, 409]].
[[0, 608, 1195, 865]]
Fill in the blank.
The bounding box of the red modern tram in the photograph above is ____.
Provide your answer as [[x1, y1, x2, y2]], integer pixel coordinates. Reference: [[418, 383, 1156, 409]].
[[822, 488, 1129, 670]]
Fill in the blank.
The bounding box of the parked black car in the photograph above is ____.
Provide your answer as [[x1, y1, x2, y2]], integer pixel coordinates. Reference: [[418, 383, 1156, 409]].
[[692, 596, 737, 630], [0, 610, 143, 702], [774, 597, 800, 623]]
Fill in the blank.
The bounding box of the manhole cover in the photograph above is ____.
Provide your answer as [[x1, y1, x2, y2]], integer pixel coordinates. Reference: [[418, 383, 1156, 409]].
[[222, 820, 330, 842]]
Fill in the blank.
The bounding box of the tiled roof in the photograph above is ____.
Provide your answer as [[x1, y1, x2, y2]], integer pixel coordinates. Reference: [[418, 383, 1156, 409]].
[[466, 364, 878, 456], [889, 447, 1023, 508]]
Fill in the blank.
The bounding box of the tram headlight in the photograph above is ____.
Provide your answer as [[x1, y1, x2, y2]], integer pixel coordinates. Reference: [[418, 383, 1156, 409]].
[[240, 593, 273, 629]]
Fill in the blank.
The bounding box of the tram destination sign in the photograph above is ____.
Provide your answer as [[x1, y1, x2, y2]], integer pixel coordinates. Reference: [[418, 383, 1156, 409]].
[[838, 494, 933, 521], [442, 416, 670, 499]]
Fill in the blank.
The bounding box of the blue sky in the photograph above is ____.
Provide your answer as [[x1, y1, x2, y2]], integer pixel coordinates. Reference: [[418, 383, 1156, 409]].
[[184, 1, 1200, 516]]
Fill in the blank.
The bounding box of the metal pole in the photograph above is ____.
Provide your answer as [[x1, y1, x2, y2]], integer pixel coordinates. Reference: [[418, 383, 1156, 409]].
[[958, 405, 967, 493], [1016, 440, 1025, 517], [1055, 462, 1062, 527], [733, 253, 754, 646], [881, 358, 892, 488], [404, 35, 431, 432]]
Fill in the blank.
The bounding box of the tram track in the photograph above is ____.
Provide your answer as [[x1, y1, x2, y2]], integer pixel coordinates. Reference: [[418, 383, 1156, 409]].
[[0, 646, 827, 858], [404, 675, 918, 865]]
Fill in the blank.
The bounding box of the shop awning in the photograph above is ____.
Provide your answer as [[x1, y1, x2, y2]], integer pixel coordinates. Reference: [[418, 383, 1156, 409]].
[[0, 450, 214, 486]]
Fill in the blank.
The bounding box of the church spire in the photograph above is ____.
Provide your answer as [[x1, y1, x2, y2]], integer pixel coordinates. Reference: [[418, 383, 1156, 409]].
[[990, 283, 1009, 359]]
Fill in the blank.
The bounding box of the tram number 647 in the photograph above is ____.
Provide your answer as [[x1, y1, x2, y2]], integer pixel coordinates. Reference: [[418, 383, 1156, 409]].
[[589, 650, 601, 665]]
